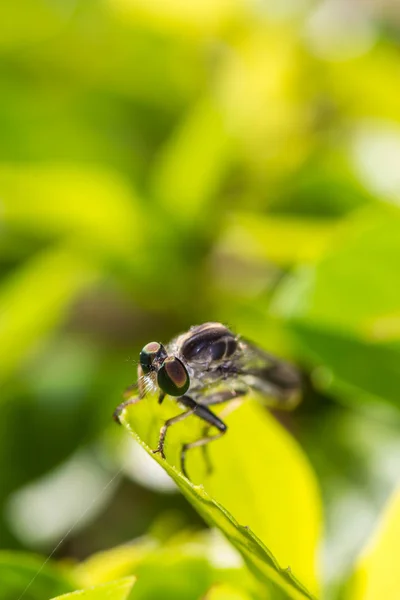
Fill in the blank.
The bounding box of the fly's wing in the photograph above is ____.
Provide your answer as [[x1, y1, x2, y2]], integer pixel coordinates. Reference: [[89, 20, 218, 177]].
[[235, 338, 302, 409]]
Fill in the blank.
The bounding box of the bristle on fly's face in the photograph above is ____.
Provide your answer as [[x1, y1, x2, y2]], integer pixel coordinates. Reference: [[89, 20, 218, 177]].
[[139, 372, 157, 396]]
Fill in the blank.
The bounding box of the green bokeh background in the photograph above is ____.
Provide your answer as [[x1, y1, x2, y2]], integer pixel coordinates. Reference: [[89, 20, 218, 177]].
[[1, 1, 400, 598]]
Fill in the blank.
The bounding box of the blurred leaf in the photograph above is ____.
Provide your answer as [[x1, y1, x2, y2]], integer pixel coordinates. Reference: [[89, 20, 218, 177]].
[[273, 207, 400, 407], [0, 248, 99, 384], [118, 398, 320, 599], [203, 583, 252, 600], [50, 577, 136, 600], [151, 98, 231, 224], [218, 212, 340, 267], [0, 1, 75, 51], [289, 324, 400, 409], [0, 551, 75, 600], [274, 207, 400, 336], [0, 77, 140, 169], [23, 7, 201, 108], [326, 43, 400, 123], [73, 539, 155, 586], [218, 26, 309, 176], [116, 553, 211, 600], [74, 532, 264, 600], [0, 164, 143, 261], [270, 149, 374, 218], [109, 0, 241, 36], [345, 487, 400, 600]]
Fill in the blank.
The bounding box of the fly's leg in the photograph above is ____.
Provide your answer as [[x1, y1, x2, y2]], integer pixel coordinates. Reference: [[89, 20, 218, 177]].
[[113, 379, 147, 424], [115, 389, 241, 478], [198, 388, 246, 474], [152, 406, 196, 459], [152, 394, 228, 477], [113, 392, 142, 424], [201, 432, 214, 475], [153, 395, 225, 461], [123, 382, 139, 398], [179, 399, 228, 479], [181, 429, 226, 479]]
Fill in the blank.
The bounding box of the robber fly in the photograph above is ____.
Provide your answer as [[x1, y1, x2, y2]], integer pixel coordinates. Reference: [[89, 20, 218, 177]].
[[114, 322, 301, 479]]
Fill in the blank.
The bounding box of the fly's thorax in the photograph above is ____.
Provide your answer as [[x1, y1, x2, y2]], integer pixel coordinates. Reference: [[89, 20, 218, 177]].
[[176, 322, 238, 365]]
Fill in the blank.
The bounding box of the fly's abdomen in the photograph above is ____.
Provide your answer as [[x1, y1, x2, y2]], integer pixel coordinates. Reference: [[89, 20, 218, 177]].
[[180, 322, 237, 363]]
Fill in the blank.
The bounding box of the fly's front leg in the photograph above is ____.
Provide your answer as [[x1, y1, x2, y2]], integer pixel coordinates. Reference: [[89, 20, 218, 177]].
[[152, 404, 195, 459], [113, 386, 142, 424], [114, 366, 149, 423]]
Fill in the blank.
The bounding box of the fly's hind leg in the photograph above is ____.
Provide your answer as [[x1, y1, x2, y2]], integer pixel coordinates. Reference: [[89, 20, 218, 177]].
[[198, 388, 246, 475], [179, 400, 228, 479], [181, 428, 226, 479]]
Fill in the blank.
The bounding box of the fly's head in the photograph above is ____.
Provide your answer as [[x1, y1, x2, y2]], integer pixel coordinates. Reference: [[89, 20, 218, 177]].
[[138, 341, 190, 397]]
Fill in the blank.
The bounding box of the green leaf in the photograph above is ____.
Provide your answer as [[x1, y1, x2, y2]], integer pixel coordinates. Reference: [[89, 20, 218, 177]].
[[0, 164, 143, 261], [0, 551, 75, 600], [0, 248, 99, 384], [345, 488, 400, 600], [50, 577, 136, 600], [273, 207, 400, 337], [273, 207, 400, 407], [73, 539, 154, 587], [288, 323, 400, 409], [219, 212, 340, 267], [326, 44, 400, 123], [118, 554, 211, 600], [73, 529, 266, 600], [0, 2, 72, 51], [118, 398, 320, 600], [110, 0, 238, 36], [74, 537, 213, 600], [203, 583, 253, 600], [151, 97, 231, 223]]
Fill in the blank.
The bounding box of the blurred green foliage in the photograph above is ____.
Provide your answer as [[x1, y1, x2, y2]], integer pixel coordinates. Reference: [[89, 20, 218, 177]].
[[52, 577, 136, 600], [1, 0, 400, 599]]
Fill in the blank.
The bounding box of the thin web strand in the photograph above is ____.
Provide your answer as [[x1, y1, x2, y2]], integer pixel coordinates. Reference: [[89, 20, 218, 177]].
[[16, 467, 123, 600]]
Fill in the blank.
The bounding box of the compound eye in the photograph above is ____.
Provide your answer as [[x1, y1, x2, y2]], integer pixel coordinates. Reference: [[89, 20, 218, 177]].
[[157, 357, 190, 397], [140, 342, 163, 374]]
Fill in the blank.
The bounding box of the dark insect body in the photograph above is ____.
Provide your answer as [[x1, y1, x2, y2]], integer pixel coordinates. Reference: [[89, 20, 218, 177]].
[[114, 322, 301, 479]]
